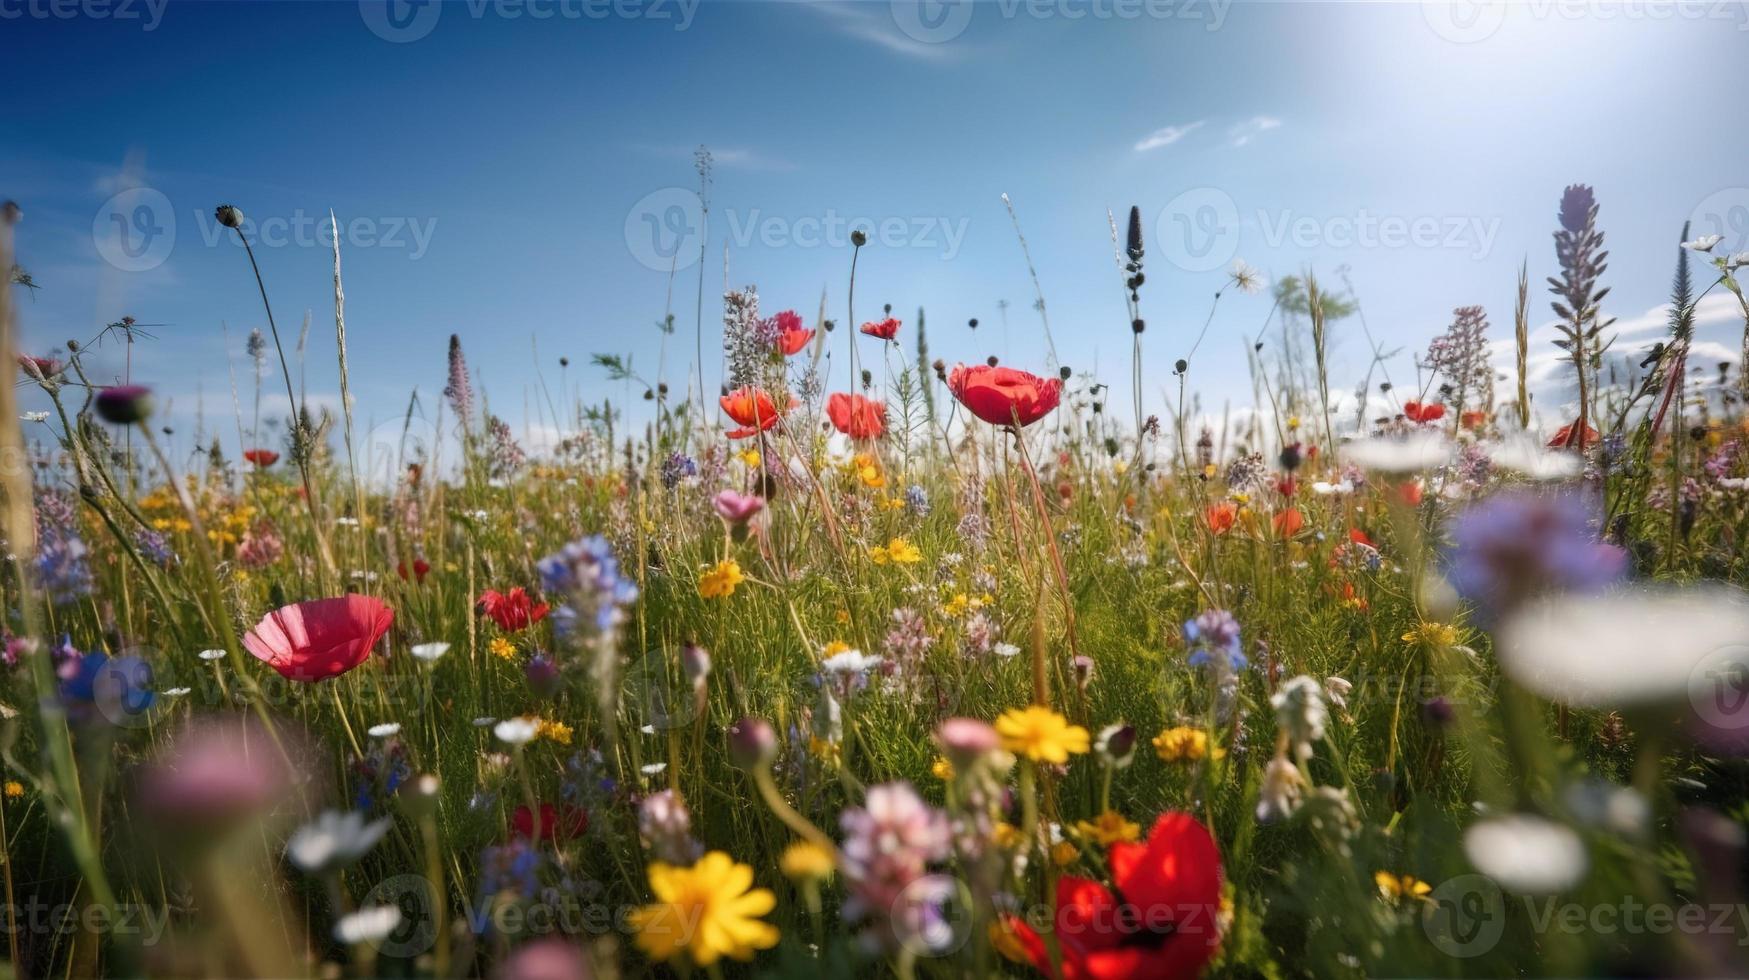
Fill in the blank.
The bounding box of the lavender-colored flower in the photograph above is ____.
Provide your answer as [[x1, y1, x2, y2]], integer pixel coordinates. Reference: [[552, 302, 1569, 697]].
[[1445, 490, 1626, 621], [840, 782, 952, 951], [134, 527, 174, 566], [960, 611, 995, 657], [484, 415, 526, 481], [904, 484, 930, 516], [537, 535, 639, 635], [1183, 608, 1245, 669], [659, 452, 696, 490], [638, 789, 702, 864], [33, 490, 92, 603], [443, 334, 473, 423], [883, 607, 933, 669]]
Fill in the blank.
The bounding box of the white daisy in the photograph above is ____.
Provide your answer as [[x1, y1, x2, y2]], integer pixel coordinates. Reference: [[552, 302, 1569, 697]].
[[640, 762, 668, 776], [494, 716, 540, 746], [991, 642, 1021, 658], [198, 649, 226, 661], [333, 905, 403, 945], [821, 648, 883, 677], [410, 642, 451, 662], [1495, 584, 1749, 708], [163, 686, 192, 697], [1463, 814, 1587, 894], [472, 716, 496, 728], [1340, 433, 1453, 473], [1682, 233, 1724, 252], [19, 412, 48, 423], [1311, 479, 1354, 496], [367, 723, 401, 739], [1485, 437, 1583, 481], [287, 810, 391, 874]]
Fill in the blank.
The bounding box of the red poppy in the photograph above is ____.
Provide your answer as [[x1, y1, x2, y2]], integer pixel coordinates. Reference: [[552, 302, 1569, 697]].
[[772, 310, 814, 356], [242, 595, 395, 683], [947, 364, 1063, 427], [397, 558, 431, 584], [1272, 507, 1304, 537], [512, 803, 588, 842], [1006, 812, 1223, 980], [825, 392, 887, 441], [242, 448, 280, 467], [1460, 410, 1488, 430], [859, 317, 901, 341], [719, 386, 789, 440], [1398, 479, 1424, 506], [1204, 502, 1237, 535], [478, 587, 550, 632], [1402, 400, 1446, 424], [1348, 528, 1375, 549], [1547, 418, 1600, 450]]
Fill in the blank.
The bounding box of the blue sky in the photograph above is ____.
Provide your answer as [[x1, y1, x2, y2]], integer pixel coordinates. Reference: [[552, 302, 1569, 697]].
[[4, 0, 1747, 459]]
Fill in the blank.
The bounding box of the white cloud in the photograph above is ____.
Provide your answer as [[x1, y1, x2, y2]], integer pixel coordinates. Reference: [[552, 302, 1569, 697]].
[[803, 1, 965, 62], [1229, 116, 1282, 147], [1133, 121, 1205, 153]]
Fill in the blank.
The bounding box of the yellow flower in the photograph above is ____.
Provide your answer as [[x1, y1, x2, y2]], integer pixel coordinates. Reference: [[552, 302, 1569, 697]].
[[630, 852, 779, 967], [822, 640, 852, 658], [488, 637, 517, 661], [940, 593, 970, 617], [1153, 726, 1224, 763], [995, 706, 1089, 764], [871, 536, 921, 565], [3, 781, 21, 799], [1374, 871, 1433, 904], [1050, 840, 1079, 867], [1074, 810, 1141, 846], [807, 736, 841, 763], [1287, 415, 1302, 431], [989, 921, 1031, 964], [1403, 621, 1460, 649], [779, 842, 836, 882], [537, 719, 574, 746], [931, 757, 955, 781], [1113, 459, 1129, 475], [834, 608, 851, 625], [992, 822, 1025, 850], [699, 559, 745, 599], [737, 449, 762, 469]]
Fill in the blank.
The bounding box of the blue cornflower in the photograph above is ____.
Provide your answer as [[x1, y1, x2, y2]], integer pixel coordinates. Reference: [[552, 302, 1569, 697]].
[[1184, 608, 1246, 671], [1446, 490, 1627, 621], [537, 535, 639, 636], [659, 452, 697, 490], [905, 484, 930, 516]]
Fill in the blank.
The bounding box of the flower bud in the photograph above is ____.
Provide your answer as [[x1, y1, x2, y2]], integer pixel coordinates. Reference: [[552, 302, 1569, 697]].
[[399, 773, 441, 819], [936, 717, 999, 767], [1, 201, 20, 226], [94, 385, 153, 425], [1095, 723, 1138, 769], [681, 643, 711, 687], [850, 229, 868, 247], [215, 204, 244, 229], [525, 655, 561, 699], [727, 717, 777, 769]]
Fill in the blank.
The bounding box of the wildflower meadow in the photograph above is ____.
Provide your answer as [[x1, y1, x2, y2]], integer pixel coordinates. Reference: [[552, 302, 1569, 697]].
[[3, 13, 1749, 977]]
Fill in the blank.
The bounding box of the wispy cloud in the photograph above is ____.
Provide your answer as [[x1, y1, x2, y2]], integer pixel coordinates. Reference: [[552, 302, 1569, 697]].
[[803, 1, 965, 62], [629, 143, 797, 173], [1133, 121, 1205, 153], [1229, 115, 1282, 147]]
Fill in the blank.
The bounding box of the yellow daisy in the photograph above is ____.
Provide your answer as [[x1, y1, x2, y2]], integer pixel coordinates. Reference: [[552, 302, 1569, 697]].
[[698, 559, 745, 599], [778, 842, 836, 882], [995, 706, 1090, 764], [1074, 809, 1141, 846], [488, 637, 517, 661], [1153, 725, 1224, 763], [630, 852, 779, 966], [1374, 870, 1433, 904]]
